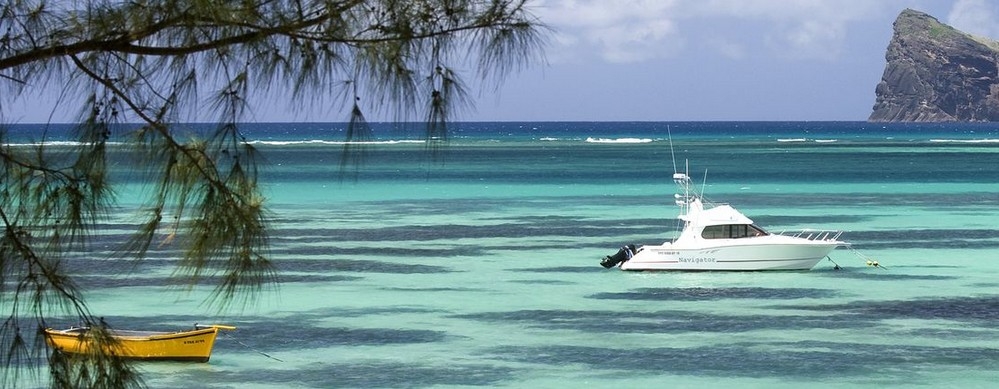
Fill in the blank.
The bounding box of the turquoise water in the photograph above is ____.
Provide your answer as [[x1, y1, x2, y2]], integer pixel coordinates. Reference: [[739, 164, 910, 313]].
[[7, 122, 999, 388]]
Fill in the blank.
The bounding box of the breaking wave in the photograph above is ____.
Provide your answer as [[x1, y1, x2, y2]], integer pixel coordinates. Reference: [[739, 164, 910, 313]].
[[585, 137, 654, 144]]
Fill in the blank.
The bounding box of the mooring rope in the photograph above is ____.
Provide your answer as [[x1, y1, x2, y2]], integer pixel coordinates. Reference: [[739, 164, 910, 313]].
[[221, 331, 285, 362]]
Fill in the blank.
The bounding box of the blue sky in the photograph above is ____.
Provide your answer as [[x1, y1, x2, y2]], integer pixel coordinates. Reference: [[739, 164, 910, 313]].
[[7, 0, 999, 122]]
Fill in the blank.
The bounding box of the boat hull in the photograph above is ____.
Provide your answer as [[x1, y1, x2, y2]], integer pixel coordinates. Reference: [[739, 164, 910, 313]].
[[618, 240, 840, 271], [44, 327, 222, 362]]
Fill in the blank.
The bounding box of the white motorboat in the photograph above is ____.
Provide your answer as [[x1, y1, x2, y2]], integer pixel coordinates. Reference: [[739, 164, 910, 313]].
[[601, 169, 847, 271]]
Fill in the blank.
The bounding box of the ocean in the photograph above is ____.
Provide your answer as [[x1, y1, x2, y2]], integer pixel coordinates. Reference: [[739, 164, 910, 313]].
[[5, 121, 999, 388]]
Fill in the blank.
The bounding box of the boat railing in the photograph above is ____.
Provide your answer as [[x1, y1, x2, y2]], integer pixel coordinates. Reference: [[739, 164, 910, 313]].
[[779, 229, 844, 242]]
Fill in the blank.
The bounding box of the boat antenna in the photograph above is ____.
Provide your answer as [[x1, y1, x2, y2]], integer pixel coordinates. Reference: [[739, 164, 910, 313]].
[[701, 169, 708, 199], [667, 124, 678, 174]]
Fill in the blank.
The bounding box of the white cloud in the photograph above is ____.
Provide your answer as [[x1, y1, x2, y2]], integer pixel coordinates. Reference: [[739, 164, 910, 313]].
[[767, 18, 848, 59], [589, 19, 679, 63], [532, 0, 894, 63], [947, 0, 999, 39], [535, 0, 678, 27], [707, 38, 746, 60], [532, 0, 683, 63]]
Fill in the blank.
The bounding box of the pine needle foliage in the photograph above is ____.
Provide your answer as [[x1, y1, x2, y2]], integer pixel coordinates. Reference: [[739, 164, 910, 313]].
[[0, 0, 545, 387]]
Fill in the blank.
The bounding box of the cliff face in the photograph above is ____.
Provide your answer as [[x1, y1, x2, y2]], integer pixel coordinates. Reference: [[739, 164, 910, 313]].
[[869, 9, 999, 122]]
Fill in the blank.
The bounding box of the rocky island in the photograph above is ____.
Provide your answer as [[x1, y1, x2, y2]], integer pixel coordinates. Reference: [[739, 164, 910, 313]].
[[869, 9, 999, 122]]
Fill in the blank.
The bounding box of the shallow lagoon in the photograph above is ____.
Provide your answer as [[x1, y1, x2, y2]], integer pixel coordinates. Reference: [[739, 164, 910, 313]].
[[11, 122, 999, 388]]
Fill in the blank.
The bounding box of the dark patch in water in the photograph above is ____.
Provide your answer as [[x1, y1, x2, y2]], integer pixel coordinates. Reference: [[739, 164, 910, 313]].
[[507, 279, 577, 285], [171, 361, 515, 388], [481, 214, 596, 223], [588, 287, 837, 301], [899, 327, 999, 340], [219, 325, 447, 351], [380, 287, 485, 292], [786, 295, 999, 323], [73, 275, 191, 290], [290, 306, 445, 319], [483, 341, 999, 382], [271, 244, 486, 258], [276, 258, 452, 274], [275, 274, 365, 283], [507, 266, 602, 273], [75, 273, 360, 290], [492, 242, 619, 251], [844, 229, 999, 249], [56, 257, 179, 275], [453, 309, 868, 334]]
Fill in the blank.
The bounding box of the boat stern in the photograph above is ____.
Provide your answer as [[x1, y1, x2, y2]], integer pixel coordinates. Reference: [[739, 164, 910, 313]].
[[600, 244, 639, 268]]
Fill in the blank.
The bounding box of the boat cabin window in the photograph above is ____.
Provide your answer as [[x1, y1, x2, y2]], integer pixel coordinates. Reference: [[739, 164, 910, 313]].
[[701, 224, 768, 239]]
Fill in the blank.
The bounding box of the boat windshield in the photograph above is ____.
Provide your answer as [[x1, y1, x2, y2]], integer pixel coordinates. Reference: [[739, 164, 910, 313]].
[[701, 224, 768, 239]]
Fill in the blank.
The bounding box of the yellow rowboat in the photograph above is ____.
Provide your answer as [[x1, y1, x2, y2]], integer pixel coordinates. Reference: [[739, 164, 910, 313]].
[[44, 324, 235, 362]]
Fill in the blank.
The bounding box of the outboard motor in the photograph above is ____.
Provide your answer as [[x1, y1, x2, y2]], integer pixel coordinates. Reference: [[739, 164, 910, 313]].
[[601, 244, 637, 268]]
